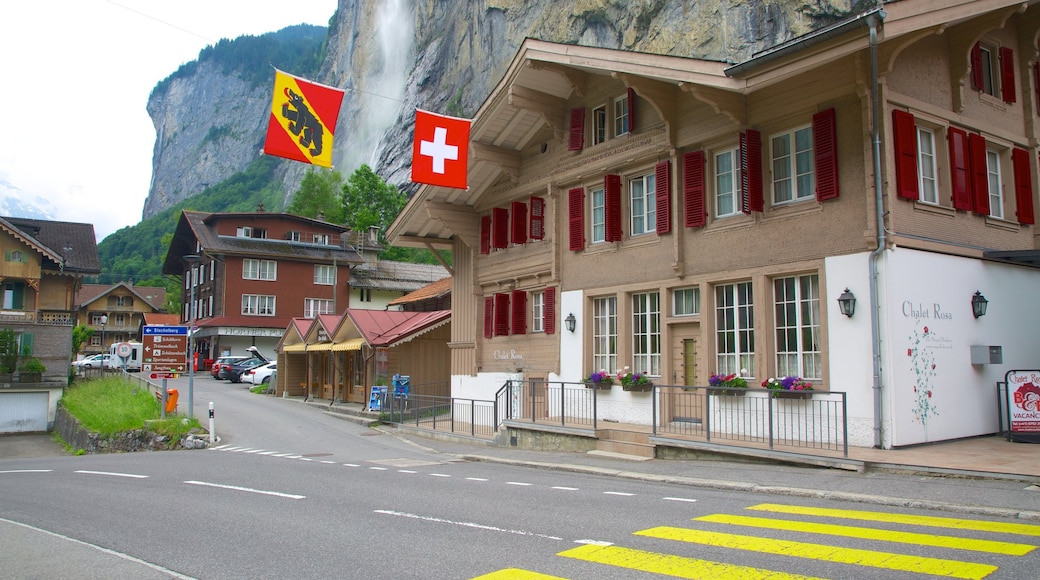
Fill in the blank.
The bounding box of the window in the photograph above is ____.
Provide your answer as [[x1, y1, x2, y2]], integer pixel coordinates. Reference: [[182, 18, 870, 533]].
[[6, 250, 26, 263], [243, 259, 277, 281], [208, 295, 213, 318], [632, 292, 660, 377], [242, 294, 275, 316], [313, 233, 330, 245], [593, 297, 617, 373], [714, 148, 741, 217], [716, 282, 754, 376], [630, 172, 656, 236], [288, 231, 302, 242], [304, 298, 334, 318], [916, 127, 939, 204], [673, 287, 700, 316], [91, 313, 106, 325], [115, 296, 134, 307], [252, 228, 267, 239], [314, 264, 335, 285], [987, 148, 1004, 219], [592, 105, 607, 145], [210, 261, 215, 281], [774, 274, 821, 380], [614, 93, 629, 136], [532, 291, 545, 333], [358, 288, 372, 302], [590, 187, 606, 243], [977, 43, 997, 97], [89, 335, 101, 347], [112, 313, 126, 326], [771, 126, 814, 204], [236, 227, 252, 238]]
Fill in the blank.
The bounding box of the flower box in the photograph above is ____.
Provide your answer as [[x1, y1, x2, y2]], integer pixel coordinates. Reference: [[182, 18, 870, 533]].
[[772, 390, 812, 400], [623, 383, 653, 392], [708, 387, 746, 397], [585, 381, 612, 390]]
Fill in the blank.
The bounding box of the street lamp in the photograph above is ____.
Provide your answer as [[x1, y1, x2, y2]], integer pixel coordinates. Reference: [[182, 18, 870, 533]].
[[184, 254, 201, 419], [99, 313, 107, 372]]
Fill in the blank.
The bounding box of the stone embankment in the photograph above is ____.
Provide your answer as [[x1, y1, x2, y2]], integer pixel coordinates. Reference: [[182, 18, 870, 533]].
[[53, 407, 209, 453]]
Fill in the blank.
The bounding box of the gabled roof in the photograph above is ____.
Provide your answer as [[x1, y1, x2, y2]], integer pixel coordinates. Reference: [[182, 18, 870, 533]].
[[345, 309, 451, 348], [389, 277, 452, 306], [349, 261, 450, 292], [275, 317, 312, 351], [76, 282, 167, 311], [0, 216, 100, 274]]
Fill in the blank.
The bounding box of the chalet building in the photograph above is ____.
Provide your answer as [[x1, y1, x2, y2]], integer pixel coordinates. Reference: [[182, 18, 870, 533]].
[[345, 227, 450, 310], [0, 216, 99, 432], [74, 282, 167, 357], [388, 1, 1040, 449], [162, 210, 363, 367]]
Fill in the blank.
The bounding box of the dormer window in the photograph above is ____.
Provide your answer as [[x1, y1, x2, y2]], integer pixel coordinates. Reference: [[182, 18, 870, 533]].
[[313, 233, 330, 245], [236, 227, 252, 238]]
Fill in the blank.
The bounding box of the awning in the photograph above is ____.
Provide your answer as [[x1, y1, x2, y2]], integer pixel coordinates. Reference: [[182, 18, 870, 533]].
[[331, 338, 365, 351], [308, 342, 334, 351], [282, 343, 307, 352]]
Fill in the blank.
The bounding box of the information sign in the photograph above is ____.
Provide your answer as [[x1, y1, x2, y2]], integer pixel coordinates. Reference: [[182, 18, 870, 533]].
[[143, 325, 189, 374]]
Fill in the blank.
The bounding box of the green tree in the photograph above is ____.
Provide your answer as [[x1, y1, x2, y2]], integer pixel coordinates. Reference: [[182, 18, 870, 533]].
[[340, 164, 406, 242], [287, 168, 344, 222], [71, 325, 95, 359]]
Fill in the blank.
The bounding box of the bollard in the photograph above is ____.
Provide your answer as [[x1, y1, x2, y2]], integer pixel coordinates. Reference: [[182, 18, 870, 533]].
[[208, 402, 215, 443]]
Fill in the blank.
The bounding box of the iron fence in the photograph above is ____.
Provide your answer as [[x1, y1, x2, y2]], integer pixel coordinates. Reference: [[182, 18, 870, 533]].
[[380, 392, 498, 438]]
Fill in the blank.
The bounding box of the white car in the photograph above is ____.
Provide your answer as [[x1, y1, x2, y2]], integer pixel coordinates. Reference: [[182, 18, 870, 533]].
[[244, 362, 277, 385], [72, 353, 112, 369]]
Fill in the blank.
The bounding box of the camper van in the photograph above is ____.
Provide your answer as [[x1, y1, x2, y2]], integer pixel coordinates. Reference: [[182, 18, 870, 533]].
[[107, 341, 143, 371]]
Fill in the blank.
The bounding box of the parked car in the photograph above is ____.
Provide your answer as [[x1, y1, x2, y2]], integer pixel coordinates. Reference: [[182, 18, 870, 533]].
[[226, 358, 268, 383], [211, 356, 248, 379], [72, 353, 112, 369], [244, 362, 277, 385]]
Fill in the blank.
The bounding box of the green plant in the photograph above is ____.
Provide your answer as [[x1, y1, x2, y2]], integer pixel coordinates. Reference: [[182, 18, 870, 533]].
[[60, 376, 201, 436], [19, 356, 46, 374], [0, 327, 17, 373], [585, 369, 612, 384], [709, 372, 748, 389], [617, 366, 652, 389], [761, 376, 814, 391]]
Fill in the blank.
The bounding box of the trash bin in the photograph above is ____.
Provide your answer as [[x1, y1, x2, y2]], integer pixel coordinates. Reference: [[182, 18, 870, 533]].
[[157, 388, 178, 414]]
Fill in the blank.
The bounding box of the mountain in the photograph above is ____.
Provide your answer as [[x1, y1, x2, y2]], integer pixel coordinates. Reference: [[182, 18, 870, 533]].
[[140, 0, 873, 220], [0, 178, 57, 222]]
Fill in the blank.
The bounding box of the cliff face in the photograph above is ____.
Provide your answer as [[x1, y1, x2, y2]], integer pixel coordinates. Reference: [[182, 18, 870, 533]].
[[143, 0, 873, 219]]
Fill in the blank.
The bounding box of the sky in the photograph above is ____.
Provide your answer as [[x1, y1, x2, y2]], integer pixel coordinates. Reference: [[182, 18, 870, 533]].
[[0, 0, 339, 242]]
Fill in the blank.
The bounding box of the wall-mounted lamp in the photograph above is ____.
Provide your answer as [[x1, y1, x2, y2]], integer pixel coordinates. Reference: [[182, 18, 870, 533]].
[[564, 313, 576, 333], [971, 291, 988, 319], [837, 288, 856, 318]]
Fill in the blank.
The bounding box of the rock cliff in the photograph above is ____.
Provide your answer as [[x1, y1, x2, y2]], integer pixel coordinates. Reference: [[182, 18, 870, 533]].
[[143, 0, 874, 219]]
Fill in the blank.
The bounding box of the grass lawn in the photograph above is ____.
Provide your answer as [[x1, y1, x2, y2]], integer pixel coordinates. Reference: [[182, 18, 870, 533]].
[[61, 376, 202, 437]]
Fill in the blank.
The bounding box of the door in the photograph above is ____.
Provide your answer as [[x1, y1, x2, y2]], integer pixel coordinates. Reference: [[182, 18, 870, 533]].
[[0, 392, 48, 433]]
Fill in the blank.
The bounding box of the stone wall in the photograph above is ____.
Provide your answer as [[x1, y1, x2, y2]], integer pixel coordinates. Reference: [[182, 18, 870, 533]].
[[53, 406, 209, 453]]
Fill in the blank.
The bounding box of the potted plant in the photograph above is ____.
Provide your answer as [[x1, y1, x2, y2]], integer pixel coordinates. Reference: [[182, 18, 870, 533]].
[[708, 372, 749, 396], [584, 369, 613, 389], [617, 366, 653, 392], [762, 376, 815, 399], [18, 357, 46, 382]]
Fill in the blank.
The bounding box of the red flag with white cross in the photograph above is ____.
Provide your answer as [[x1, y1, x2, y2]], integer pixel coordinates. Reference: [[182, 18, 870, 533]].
[[411, 109, 470, 189]]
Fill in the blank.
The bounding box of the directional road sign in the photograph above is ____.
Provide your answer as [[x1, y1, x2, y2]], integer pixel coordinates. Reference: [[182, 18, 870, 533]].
[[143, 325, 189, 374]]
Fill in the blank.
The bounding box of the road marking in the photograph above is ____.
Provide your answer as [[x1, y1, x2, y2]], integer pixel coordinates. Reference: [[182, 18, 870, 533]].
[[183, 480, 305, 499], [244, 449, 265, 454], [258, 451, 278, 455], [552, 486, 579, 491], [430, 473, 451, 477], [637, 527, 997, 579], [399, 470, 417, 474], [664, 497, 698, 503], [0, 517, 196, 580], [343, 463, 360, 467], [466, 477, 489, 482], [749, 504, 1040, 537], [273, 453, 293, 457], [472, 568, 566, 579], [506, 481, 531, 486], [375, 510, 563, 540], [0, 469, 52, 474], [369, 466, 388, 471], [604, 491, 634, 496], [210, 444, 230, 450], [558, 543, 822, 579], [698, 514, 1036, 555], [75, 470, 148, 479]]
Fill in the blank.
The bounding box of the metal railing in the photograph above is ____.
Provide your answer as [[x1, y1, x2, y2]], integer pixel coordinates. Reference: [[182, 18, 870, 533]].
[[379, 392, 498, 438]]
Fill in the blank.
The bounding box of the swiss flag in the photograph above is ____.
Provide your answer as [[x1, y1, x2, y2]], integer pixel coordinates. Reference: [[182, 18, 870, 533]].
[[411, 109, 470, 189]]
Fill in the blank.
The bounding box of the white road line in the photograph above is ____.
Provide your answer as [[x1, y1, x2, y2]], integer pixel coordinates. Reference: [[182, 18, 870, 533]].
[[75, 470, 148, 479], [604, 491, 634, 496], [183, 480, 305, 499], [232, 448, 254, 453], [399, 470, 417, 474], [244, 449, 265, 454], [0, 517, 195, 579], [273, 453, 292, 457], [258, 451, 278, 455], [369, 466, 388, 471], [210, 444, 230, 450], [575, 539, 613, 546], [286, 455, 303, 459], [299, 458, 313, 461], [663, 497, 698, 503], [222, 446, 243, 451], [429, 473, 451, 478], [320, 461, 336, 464], [343, 463, 361, 467], [0, 469, 52, 474], [465, 477, 488, 481], [505, 482, 531, 486], [375, 510, 563, 540], [552, 486, 579, 491]]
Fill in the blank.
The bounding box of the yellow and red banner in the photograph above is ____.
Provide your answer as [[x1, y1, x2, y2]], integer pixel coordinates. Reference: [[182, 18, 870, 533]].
[[263, 70, 345, 168]]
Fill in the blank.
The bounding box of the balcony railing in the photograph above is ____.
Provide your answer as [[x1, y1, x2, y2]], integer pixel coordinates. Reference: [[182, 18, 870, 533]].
[[0, 310, 75, 326]]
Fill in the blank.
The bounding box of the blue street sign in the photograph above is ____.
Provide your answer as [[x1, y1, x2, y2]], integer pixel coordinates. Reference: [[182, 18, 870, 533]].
[[144, 325, 189, 336]]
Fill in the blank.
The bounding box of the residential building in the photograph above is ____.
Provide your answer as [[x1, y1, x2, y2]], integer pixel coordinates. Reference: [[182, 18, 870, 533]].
[[74, 282, 167, 357], [0, 216, 99, 432], [388, 2, 1040, 449], [161, 209, 363, 366], [345, 227, 450, 310]]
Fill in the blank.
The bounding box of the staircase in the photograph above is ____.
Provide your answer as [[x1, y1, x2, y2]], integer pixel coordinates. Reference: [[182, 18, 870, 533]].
[[590, 428, 655, 460]]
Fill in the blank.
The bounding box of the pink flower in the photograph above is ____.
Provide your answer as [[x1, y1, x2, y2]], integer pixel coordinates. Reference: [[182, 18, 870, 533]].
[[923, 326, 929, 333], [927, 391, 932, 398], [907, 348, 912, 356]]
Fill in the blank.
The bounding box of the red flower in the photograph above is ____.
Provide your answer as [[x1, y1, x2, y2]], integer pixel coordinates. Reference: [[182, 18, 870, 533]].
[[907, 348, 913, 356], [931, 364, 936, 370], [927, 391, 932, 398], [923, 326, 929, 334]]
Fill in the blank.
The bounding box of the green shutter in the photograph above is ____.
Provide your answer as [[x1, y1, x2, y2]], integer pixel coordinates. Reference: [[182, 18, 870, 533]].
[[19, 332, 34, 356]]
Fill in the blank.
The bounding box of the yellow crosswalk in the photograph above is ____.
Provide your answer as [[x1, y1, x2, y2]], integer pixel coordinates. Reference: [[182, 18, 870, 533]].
[[475, 502, 1040, 579]]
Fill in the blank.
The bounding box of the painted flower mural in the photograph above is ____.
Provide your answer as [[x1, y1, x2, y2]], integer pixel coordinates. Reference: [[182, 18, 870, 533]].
[[907, 321, 938, 434]]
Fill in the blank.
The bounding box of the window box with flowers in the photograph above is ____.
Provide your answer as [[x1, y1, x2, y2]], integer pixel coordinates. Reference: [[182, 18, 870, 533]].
[[706, 372, 749, 396], [762, 376, 815, 400], [617, 366, 653, 392], [584, 369, 613, 389]]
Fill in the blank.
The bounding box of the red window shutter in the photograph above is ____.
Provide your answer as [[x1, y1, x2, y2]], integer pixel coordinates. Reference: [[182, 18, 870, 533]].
[[492, 207, 509, 249], [947, 127, 973, 211], [511, 290, 527, 335], [627, 87, 636, 132], [655, 160, 672, 234], [480, 215, 491, 255], [510, 200, 528, 245], [544, 287, 556, 335], [605, 174, 623, 241], [740, 130, 763, 213], [568, 187, 584, 251], [529, 196, 545, 240], [1012, 148, 1034, 224], [812, 108, 840, 201], [494, 293, 510, 337], [683, 151, 706, 227], [1000, 47, 1016, 104], [968, 132, 989, 215], [568, 108, 585, 151], [483, 297, 494, 339], [891, 110, 920, 201], [970, 42, 983, 91]]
